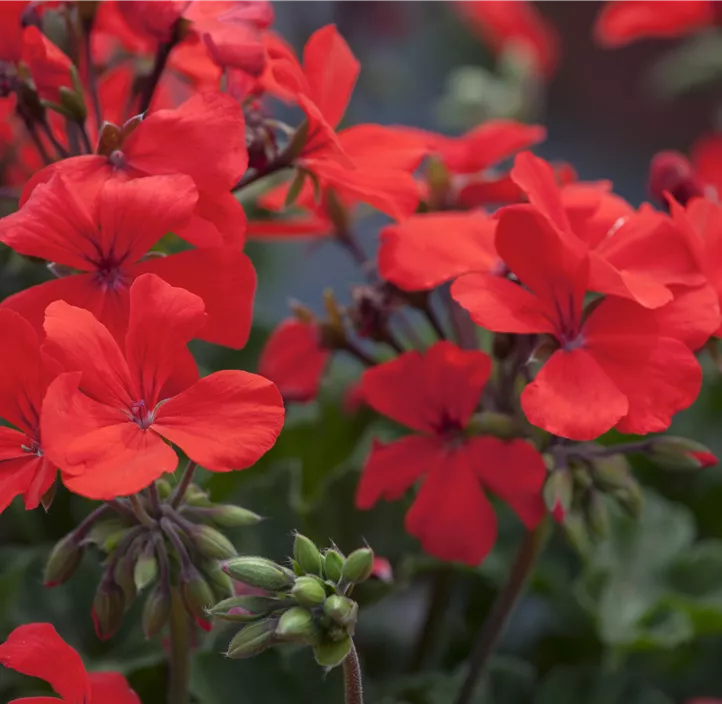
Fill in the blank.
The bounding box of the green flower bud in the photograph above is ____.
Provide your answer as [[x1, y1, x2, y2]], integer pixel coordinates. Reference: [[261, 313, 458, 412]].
[[293, 533, 323, 576], [323, 595, 358, 631], [113, 547, 138, 603], [181, 570, 215, 623], [313, 635, 352, 668], [650, 437, 718, 471], [210, 595, 293, 622], [223, 557, 296, 591], [87, 520, 128, 552], [341, 548, 374, 585], [184, 484, 212, 507], [323, 549, 344, 583], [543, 470, 573, 514], [208, 505, 263, 529], [200, 560, 234, 601], [191, 525, 237, 561], [276, 606, 319, 643], [44, 535, 84, 587], [585, 492, 610, 540], [592, 453, 632, 491], [142, 584, 171, 639], [155, 479, 173, 499], [134, 542, 158, 592], [92, 580, 126, 641], [226, 619, 276, 659], [291, 576, 327, 607]]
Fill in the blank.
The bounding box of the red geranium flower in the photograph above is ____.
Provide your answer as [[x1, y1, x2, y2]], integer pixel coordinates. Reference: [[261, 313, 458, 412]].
[[0, 622, 140, 703], [22, 92, 248, 248], [40, 273, 284, 500], [595, 0, 716, 47], [0, 309, 59, 515], [453, 0, 560, 78], [355, 341, 546, 565], [451, 206, 704, 441], [0, 172, 255, 349], [258, 318, 330, 403]]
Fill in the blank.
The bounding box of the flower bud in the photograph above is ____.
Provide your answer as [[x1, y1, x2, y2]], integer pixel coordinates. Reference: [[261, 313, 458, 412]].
[[134, 542, 158, 592], [200, 560, 234, 601], [191, 524, 237, 561], [142, 584, 171, 639], [155, 479, 173, 499], [207, 505, 263, 529], [650, 437, 718, 471], [184, 484, 212, 507], [44, 535, 83, 587], [291, 576, 327, 607], [648, 151, 704, 207], [226, 619, 276, 659], [341, 548, 374, 585], [58, 82, 87, 123], [468, 411, 517, 440], [323, 549, 344, 583], [275, 606, 319, 643], [92, 580, 126, 641], [323, 595, 358, 630], [543, 470, 573, 515], [113, 547, 138, 603], [181, 570, 215, 624], [585, 492, 610, 540], [592, 453, 632, 492], [210, 595, 292, 622], [313, 635, 352, 668], [223, 557, 296, 591], [293, 533, 323, 576]]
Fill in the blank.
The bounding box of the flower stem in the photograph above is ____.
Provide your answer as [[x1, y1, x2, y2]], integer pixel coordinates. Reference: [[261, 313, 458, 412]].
[[170, 460, 197, 508], [343, 639, 364, 704], [453, 522, 547, 704], [129, 494, 155, 528], [168, 587, 191, 704], [408, 568, 455, 672], [139, 23, 180, 115]]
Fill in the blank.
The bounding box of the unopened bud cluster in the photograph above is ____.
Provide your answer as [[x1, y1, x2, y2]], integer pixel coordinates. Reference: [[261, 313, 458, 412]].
[[213, 533, 373, 669], [44, 480, 261, 640]]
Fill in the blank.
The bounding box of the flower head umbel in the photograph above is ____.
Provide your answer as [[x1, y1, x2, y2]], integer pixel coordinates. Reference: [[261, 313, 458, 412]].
[[0, 622, 140, 703], [355, 342, 546, 566], [40, 273, 285, 500]]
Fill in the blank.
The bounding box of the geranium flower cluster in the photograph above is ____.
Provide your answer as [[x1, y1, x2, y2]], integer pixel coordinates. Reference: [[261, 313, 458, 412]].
[[0, 2, 720, 703]]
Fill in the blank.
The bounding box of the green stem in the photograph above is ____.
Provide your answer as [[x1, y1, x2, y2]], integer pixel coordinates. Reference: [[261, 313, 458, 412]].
[[453, 522, 547, 704], [408, 568, 455, 672], [343, 639, 364, 704], [168, 588, 191, 704]]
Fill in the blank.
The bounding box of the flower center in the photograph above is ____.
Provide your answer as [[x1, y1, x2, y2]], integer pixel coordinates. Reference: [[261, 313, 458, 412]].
[[434, 412, 466, 449], [130, 400, 154, 429], [560, 331, 585, 352], [93, 259, 128, 291], [109, 149, 126, 169], [21, 438, 42, 456]]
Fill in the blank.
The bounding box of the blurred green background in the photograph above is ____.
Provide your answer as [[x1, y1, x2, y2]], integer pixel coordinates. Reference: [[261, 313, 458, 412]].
[[3, 2, 722, 703]]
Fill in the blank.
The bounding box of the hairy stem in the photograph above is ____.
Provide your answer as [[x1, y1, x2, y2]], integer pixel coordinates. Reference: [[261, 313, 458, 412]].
[[453, 522, 547, 704], [168, 587, 191, 704], [343, 639, 364, 704]]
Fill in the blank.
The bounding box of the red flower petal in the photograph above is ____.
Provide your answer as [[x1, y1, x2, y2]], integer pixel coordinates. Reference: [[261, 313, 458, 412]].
[[89, 671, 141, 704], [258, 319, 330, 403], [302, 24, 360, 129], [406, 454, 498, 565], [22, 26, 74, 103], [379, 212, 499, 291], [134, 247, 256, 350], [0, 309, 50, 435], [153, 370, 284, 472], [521, 348, 628, 441], [43, 301, 135, 408], [451, 272, 553, 334], [0, 452, 54, 514], [594, 0, 713, 47], [124, 274, 206, 407], [356, 436, 443, 509], [0, 623, 90, 702], [125, 92, 248, 191], [651, 284, 721, 349], [0, 174, 99, 270]]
